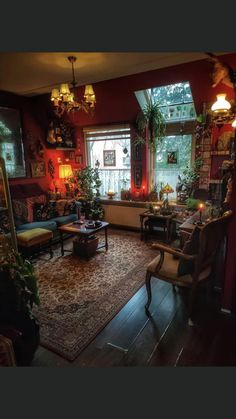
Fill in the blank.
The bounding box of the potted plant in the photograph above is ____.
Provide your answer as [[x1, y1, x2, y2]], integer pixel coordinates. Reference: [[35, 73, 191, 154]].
[[135, 101, 166, 152], [177, 158, 203, 202], [120, 177, 130, 200], [74, 166, 103, 219], [149, 183, 158, 202], [0, 242, 40, 365]]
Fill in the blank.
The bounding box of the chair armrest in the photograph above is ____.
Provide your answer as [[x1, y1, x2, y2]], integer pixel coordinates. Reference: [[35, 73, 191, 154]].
[[151, 242, 196, 261]]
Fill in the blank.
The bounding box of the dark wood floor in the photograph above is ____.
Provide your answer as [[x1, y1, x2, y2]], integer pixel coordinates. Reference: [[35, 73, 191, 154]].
[[32, 274, 236, 367]]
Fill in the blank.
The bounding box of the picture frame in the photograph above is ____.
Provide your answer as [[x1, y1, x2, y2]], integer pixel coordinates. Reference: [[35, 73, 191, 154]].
[[134, 165, 142, 188], [0, 107, 26, 178], [133, 143, 142, 161], [69, 151, 75, 160], [103, 150, 116, 167], [75, 155, 83, 165], [30, 161, 46, 178], [167, 151, 178, 164]]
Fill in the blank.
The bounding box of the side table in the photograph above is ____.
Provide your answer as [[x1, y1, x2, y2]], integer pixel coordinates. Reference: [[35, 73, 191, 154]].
[[139, 211, 176, 243]]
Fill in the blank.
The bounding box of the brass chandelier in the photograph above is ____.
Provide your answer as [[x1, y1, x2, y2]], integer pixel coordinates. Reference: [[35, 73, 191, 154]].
[[50, 56, 96, 117]]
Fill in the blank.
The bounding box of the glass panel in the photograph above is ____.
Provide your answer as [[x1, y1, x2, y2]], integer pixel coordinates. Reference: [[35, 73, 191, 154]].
[[155, 135, 192, 199], [87, 135, 131, 197]]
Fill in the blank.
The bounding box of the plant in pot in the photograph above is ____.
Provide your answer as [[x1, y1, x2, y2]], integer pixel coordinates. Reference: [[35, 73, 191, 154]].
[[177, 158, 203, 202], [75, 166, 103, 219], [0, 243, 40, 366], [120, 177, 130, 200], [149, 183, 158, 202], [135, 101, 166, 152]]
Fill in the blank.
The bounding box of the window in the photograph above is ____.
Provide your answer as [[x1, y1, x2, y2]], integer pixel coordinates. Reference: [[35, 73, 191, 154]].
[[84, 125, 131, 197], [135, 82, 196, 199], [155, 134, 193, 198]]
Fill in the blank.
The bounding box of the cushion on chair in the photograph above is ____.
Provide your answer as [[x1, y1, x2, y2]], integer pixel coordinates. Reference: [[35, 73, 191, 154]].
[[147, 252, 192, 286], [17, 228, 53, 247], [17, 220, 57, 232], [177, 225, 201, 276]]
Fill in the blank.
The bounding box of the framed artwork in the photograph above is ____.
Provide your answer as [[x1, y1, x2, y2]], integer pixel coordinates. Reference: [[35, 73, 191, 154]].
[[30, 161, 46, 178], [133, 143, 142, 161], [167, 151, 178, 164], [75, 155, 83, 165], [103, 150, 116, 167], [69, 151, 75, 160], [134, 165, 142, 188], [0, 107, 26, 178]]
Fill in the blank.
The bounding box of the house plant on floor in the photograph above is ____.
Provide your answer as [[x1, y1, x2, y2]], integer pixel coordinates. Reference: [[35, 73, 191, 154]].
[[74, 166, 104, 220], [0, 240, 40, 366]]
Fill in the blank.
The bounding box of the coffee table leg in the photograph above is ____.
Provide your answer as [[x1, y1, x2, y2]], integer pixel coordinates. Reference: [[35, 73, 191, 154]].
[[105, 227, 108, 250], [60, 230, 64, 256]]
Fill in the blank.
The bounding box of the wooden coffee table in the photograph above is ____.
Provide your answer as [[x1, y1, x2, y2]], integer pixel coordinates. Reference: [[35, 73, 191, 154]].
[[58, 221, 110, 258]]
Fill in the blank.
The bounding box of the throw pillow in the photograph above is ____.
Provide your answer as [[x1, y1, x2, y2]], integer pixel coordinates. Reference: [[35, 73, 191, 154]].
[[12, 194, 46, 223], [177, 225, 201, 276], [64, 199, 76, 215], [33, 201, 56, 221]]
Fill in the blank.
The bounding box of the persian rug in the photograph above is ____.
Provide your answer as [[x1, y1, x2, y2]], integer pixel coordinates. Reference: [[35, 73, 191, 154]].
[[34, 230, 157, 361]]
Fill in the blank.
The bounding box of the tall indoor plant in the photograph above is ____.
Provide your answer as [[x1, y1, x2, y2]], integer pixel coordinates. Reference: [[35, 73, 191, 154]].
[[75, 166, 104, 219]]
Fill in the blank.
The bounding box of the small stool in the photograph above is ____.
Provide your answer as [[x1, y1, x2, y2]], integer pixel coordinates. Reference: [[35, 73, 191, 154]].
[[17, 228, 53, 259]]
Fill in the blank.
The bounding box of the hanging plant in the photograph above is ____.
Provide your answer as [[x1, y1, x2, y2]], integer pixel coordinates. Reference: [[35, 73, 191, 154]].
[[135, 101, 166, 152]]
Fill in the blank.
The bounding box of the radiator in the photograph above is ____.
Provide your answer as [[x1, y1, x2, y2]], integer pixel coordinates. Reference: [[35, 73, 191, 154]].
[[102, 204, 146, 228]]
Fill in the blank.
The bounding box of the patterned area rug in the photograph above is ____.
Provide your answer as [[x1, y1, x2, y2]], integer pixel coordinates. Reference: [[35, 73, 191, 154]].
[[34, 230, 157, 361]]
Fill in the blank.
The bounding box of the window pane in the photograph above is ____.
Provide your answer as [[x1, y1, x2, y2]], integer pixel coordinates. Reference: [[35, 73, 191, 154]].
[[155, 135, 192, 199], [86, 128, 131, 197]]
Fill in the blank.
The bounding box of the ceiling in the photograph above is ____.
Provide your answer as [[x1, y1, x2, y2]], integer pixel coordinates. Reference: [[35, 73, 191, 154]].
[[0, 52, 227, 97]]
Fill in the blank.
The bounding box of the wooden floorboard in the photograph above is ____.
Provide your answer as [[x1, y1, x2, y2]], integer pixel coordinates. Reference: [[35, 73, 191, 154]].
[[31, 234, 236, 367]]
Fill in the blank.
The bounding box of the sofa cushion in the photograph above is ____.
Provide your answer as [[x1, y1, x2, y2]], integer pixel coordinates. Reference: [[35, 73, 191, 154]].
[[17, 228, 53, 247], [17, 220, 57, 232], [33, 201, 57, 221], [51, 214, 78, 226], [12, 195, 46, 223], [177, 225, 201, 276]]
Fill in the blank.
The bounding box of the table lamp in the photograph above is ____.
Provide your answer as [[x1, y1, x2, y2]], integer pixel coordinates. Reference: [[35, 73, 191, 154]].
[[59, 164, 73, 192], [162, 183, 174, 202]]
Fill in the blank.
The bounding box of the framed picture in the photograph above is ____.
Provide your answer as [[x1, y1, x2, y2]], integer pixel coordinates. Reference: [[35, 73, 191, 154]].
[[134, 165, 142, 188], [69, 151, 75, 160], [75, 155, 83, 165], [133, 143, 142, 161], [167, 151, 178, 164], [0, 107, 26, 178], [103, 150, 116, 167], [30, 161, 46, 178]]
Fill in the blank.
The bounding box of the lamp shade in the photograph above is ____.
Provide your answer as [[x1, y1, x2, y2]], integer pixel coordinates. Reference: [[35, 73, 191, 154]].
[[232, 117, 236, 128], [51, 88, 60, 101], [84, 84, 95, 96], [59, 164, 73, 179], [60, 83, 70, 96], [211, 94, 231, 113]]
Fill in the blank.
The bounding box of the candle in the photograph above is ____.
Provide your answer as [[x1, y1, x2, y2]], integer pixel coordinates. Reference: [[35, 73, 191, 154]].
[[199, 203, 204, 223]]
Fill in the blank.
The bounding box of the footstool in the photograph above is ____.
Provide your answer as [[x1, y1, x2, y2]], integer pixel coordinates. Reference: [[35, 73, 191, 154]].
[[17, 228, 53, 258]]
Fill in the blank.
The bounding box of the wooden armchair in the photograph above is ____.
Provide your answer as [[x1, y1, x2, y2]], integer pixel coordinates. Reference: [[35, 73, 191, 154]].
[[145, 211, 232, 324]]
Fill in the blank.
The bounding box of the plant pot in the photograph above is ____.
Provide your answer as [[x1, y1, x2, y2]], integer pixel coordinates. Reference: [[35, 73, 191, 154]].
[[121, 190, 130, 200], [149, 192, 158, 202]]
